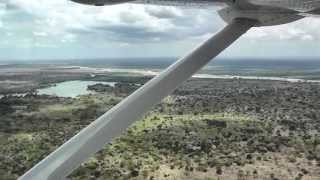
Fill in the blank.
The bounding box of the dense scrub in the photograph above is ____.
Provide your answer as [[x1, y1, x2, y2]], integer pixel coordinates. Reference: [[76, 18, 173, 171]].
[[0, 78, 320, 179]]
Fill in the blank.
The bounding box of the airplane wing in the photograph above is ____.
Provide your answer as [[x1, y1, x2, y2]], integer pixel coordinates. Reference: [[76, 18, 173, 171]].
[[19, 17, 256, 180], [71, 0, 228, 7], [248, 0, 320, 12]]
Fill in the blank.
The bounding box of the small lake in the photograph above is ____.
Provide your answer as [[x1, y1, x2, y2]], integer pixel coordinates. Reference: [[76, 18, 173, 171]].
[[37, 80, 115, 98]]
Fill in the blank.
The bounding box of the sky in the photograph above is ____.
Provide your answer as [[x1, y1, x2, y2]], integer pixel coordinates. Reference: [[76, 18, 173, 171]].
[[0, 0, 320, 61]]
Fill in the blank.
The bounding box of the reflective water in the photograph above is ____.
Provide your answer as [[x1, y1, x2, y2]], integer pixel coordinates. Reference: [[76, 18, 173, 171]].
[[37, 80, 115, 98]]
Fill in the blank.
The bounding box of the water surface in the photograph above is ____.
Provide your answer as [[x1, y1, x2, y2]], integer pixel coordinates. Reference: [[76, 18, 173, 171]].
[[37, 81, 115, 98]]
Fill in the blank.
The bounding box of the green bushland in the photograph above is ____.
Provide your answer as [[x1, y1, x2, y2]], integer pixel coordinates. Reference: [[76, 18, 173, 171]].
[[1, 77, 320, 179]]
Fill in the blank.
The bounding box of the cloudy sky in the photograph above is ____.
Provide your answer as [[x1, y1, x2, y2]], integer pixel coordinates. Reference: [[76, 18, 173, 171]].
[[0, 0, 320, 61]]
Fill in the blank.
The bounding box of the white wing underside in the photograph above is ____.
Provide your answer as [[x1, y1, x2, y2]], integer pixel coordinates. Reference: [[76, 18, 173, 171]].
[[249, 0, 320, 12], [135, 0, 320, 13], [133, 0, 227, 7]]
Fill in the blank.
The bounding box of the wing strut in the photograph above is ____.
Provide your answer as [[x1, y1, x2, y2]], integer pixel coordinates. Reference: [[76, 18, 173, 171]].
[[19, 18, 256, 180]]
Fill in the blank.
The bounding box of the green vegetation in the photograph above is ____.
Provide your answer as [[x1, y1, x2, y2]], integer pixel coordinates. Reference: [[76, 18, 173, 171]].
[[0, 77, 320, 179]]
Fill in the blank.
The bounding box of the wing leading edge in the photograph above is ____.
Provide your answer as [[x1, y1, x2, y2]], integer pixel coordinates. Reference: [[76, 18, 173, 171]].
[[71, 0, 227, 7]]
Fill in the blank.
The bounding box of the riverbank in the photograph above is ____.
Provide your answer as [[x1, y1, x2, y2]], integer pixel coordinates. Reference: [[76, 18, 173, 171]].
[[2, 63, 320, 96]]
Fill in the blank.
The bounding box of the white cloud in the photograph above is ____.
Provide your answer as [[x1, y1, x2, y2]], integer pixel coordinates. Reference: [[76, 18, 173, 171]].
[[95, 5, 178, 33], [247, 17, 320, 41], [145, 6, 183, 19], [0, 3, 6, 28], [2, 0, 320, 43], [33, 31, 48, 37], [1, 0, 320, 59], [3, 0, 222, 43]]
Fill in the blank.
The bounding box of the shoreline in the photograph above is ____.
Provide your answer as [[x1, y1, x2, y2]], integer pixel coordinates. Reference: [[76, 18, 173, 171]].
[[77, 66, 320, 83], [1, 73, 320, 99], [1, 64, 320, 99], [193, 74, 320, 83]]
